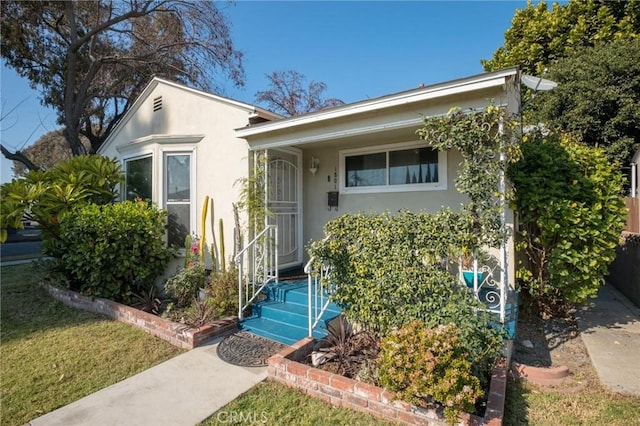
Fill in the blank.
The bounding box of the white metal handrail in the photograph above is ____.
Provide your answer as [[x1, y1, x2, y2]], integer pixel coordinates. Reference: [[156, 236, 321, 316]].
[[236, 225, 278, 320], [304, 257, 334, 338]]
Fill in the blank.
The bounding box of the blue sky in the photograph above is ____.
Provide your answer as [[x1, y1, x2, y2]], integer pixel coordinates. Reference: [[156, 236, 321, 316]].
[[0, 0, 526, 183]]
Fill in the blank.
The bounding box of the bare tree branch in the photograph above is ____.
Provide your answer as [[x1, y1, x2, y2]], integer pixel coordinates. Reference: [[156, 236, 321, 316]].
[[256, 70, 344, 117], [0, 144, 41, 173]]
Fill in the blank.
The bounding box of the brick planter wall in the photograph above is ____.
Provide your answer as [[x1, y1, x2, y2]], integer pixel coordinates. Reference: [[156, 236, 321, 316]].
[[43, 284, 238, 349], [268, 337, 508, 426]]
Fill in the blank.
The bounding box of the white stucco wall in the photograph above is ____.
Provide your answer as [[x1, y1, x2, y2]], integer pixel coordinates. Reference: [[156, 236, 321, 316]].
[[300, 144, 468, 252], [100, 81, 255, 264]]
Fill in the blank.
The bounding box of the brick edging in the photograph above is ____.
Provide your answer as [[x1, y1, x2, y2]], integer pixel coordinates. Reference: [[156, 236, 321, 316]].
[[268, 337, 508, 425], [484, 358, 508, 425], [43, 283, 238, 349]]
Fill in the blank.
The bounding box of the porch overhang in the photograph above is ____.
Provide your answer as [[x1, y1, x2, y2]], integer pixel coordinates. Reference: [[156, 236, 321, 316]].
[[236, 67, 519, 150]]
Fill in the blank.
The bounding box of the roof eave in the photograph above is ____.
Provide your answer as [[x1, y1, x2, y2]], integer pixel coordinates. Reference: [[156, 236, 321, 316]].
[[235, 67, 518, 138]]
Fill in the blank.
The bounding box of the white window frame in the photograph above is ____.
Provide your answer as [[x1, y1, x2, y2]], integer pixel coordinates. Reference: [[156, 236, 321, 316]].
[[339, 140, 447, 194], [160, 147, 197, 245]]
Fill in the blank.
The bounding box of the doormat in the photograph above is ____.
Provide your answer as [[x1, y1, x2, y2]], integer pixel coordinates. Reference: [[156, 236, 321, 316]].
[[217, 331, 287, 367]]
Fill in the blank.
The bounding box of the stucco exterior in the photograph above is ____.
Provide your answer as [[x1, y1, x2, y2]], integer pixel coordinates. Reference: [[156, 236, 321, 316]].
[[100, 69, 520, 291], [99, 78, 278, 262], [300, 144, 466, 248]]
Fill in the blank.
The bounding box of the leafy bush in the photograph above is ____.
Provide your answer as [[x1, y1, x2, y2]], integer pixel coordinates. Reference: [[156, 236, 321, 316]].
[[378, 322, 483, 424], [308, 211, 503, 379], [55, 200, 171, 302], [0, 155, 123, 242], [164, 261, 205, 308], [205, 267, 239, 319], [508, 132, 627, 312], [314, 316, 379, 379], [131, 282, 164, 315], [183, 298, 217, 328]]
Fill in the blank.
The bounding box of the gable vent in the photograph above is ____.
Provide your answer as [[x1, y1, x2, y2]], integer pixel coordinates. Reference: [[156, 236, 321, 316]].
[[153, 96, 163, 112]]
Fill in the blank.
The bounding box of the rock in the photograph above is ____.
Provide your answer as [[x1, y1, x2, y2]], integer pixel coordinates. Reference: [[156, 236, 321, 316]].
[[522, 339, 535, 349], [310, 350, 335, 367]]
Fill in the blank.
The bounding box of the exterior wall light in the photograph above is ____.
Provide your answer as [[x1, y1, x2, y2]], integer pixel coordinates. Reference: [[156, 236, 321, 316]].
[[309, 156, 319, 175]]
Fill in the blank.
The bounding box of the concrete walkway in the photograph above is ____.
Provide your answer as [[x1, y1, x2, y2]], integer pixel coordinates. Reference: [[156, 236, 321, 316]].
[[575, 283, 640, 396], [28, 338, 267, 426]]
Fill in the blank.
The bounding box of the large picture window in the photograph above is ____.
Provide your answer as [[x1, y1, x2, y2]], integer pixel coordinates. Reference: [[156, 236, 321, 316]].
[[124, 156, 152, 201], [165, 153, 192, 246], [340, 142, 446, 193]]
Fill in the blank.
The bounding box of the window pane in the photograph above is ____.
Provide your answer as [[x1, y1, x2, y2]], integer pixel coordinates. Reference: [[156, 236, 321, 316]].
[[125, 156, 152, 201], [167, 204, 190, 247], [166, 153, 191, 247], [389, 147, 438, 185], [345, 152, 386, 187], [167, 155, 190, 201]]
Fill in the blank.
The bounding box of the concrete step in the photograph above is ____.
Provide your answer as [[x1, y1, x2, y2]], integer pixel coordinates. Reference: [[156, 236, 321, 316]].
[[241, 316, 326, 346], [242, 280, 342, 346]]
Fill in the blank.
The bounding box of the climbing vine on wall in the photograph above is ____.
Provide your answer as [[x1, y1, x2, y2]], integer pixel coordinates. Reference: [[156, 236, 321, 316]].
[[417, 104, 521, 249], [236, 150, 271, 237], [309, 105, 520, 336]]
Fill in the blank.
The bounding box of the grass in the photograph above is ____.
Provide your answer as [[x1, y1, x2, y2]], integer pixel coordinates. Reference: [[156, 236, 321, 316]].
[[504, 376, 640, 425], [0, 263, 185, 426], [200, 380, 398, 426]]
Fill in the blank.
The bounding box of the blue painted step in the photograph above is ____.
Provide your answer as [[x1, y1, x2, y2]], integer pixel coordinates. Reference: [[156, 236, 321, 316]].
[[241, 317, 329, 346], [241, 280, 342, 346]]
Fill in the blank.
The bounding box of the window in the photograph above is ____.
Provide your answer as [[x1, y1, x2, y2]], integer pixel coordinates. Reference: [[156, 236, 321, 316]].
[[345, 152, 386, 187], [124, 156, 152, 201], [340, 142, 446, 193], [165, 153, 191, 246], [389, 148, 439, 185]]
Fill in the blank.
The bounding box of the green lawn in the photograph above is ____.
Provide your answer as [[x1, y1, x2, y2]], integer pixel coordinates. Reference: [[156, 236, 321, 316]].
[[504, 377, 640, 425], [200, 380, 398, 426], [0, 263, 184, 426]]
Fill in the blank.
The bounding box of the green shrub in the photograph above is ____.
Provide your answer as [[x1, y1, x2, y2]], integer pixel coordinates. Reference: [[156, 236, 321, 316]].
[[55, 200, 171, 302], [164, 261, 206, 308], [378, 322, 483, 424], [0, 155, 123, 243], [205, 267, 239, 318], [508, 132, 627, 312], [308, 211, 503, 380]]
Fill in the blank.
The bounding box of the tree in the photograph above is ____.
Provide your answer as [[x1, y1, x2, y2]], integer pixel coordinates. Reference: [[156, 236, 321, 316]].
[[1, 0, 244, 169], [11, 129, 90, 177], [508, 131, 626, 314], [527, 39, 640, 168], [482, 0, 640, 76], [255, 70, 343, 116]]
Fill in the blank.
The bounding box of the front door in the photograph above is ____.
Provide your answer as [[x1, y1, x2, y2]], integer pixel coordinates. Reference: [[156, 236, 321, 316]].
[[267, 149, 302, 269]]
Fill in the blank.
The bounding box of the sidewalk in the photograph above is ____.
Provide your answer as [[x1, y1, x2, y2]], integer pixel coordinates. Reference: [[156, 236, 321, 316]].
[[27, 337, 267, 426], [575, 283, 640, 396]]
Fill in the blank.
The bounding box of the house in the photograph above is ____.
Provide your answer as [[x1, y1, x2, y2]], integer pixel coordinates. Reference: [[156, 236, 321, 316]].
[[236, 67, 519, 273], [99, 68, 521, 343], [98, 77, 280, 254]]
